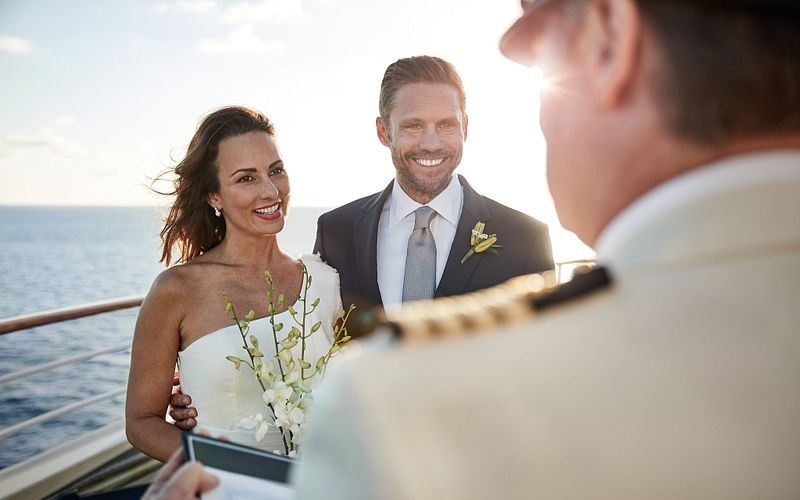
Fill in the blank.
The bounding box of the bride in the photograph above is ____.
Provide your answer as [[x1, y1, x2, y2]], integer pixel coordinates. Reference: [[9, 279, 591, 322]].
[[125, 106, 344, 461]]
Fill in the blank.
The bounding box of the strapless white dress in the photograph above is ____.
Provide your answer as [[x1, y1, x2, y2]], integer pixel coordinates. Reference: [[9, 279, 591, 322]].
[[178, 254, 342, 453]]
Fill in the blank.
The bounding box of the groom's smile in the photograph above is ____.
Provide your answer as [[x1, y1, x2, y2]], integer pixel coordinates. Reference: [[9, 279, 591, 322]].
[[414, 157, 446, 167]]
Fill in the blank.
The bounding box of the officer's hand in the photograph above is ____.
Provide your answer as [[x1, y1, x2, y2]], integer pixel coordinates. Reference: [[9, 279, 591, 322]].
[[142, 449, 218, 500]]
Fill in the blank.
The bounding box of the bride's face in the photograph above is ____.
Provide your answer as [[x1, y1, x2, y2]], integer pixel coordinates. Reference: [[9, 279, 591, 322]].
[[209, 131, 291, 237]]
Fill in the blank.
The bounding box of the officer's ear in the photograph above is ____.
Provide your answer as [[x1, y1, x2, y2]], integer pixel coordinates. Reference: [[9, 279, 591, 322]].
[[587, 0, 642, 108]]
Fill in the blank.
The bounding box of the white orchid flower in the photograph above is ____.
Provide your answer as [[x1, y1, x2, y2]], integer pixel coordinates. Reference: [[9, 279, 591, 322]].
[[278, 348, 293, 364], [289, 406, 306, 425], [239, 413, 271, 442], [284, 364, 302, 385], [273, 403, 292, 430], [263, 381, 294, 405]]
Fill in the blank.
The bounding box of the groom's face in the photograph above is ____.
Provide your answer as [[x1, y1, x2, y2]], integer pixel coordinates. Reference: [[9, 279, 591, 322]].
[[377, 82, 468, 205]]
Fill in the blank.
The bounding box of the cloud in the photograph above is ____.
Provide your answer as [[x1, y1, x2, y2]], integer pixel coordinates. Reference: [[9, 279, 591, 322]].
[[154, 0, 217, 14], [4, 134, 53, 148], [154, 0, 308, 23], [0, 138, 159, 206], [0, 35, 33, 54], [198, 24, 285, 55], [53, 115, 78, 127], [221, 0, 307, 24], [3, 130, 85, 155]]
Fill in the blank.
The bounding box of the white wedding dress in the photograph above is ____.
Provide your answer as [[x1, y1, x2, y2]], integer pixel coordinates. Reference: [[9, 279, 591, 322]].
[[178, 254, 342, 453]]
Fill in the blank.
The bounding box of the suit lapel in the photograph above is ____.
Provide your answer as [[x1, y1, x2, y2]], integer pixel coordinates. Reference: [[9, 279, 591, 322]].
[[436, 175, 490, 298], [353, 181, 393, 305]]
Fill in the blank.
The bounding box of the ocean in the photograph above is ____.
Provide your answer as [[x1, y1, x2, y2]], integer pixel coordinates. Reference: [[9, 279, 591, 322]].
[[0, 205, 328, 469]]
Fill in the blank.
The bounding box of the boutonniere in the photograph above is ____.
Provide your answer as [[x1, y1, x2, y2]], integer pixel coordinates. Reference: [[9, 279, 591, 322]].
[[460, 221, 501, 264]]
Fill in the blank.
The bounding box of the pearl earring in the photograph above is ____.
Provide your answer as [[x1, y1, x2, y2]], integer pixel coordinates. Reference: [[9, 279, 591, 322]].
[[214, 207, 221, 217]]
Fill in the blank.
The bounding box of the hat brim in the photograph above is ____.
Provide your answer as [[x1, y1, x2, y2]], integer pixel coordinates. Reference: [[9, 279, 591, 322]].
[[499, 1, 555, 67]]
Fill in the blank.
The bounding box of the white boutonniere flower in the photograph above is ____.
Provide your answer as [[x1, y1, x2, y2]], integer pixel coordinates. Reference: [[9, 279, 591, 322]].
[[460, 221, 501, 264]]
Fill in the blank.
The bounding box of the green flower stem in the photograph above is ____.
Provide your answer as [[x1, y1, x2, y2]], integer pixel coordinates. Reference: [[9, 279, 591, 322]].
[[227, 299, 289, 453], [265, 272, 292, 454], [265, 273, 287, 382], [300, 264, 309, 382], [226, 302, 265, 392], [317, 304, 355, 380]]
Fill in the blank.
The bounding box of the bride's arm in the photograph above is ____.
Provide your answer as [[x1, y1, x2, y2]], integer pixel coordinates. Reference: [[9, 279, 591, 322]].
[[126, 270, 187, 462]]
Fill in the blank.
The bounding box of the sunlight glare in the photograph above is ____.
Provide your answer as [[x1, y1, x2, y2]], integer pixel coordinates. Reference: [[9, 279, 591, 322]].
[[530, 66, 545, 93], [537, 68, 573, 102]]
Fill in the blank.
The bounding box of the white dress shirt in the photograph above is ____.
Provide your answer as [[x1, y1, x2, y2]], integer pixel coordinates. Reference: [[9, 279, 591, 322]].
[[377, 176, 464, 310]]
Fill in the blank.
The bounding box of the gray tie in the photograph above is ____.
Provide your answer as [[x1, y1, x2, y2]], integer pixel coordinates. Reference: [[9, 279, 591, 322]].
[[402, 206, 437, 302]]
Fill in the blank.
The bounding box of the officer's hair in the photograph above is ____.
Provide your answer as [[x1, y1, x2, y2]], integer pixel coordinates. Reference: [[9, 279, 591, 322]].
[[378, 55, 467, 123], [639, 2, 800, 144]]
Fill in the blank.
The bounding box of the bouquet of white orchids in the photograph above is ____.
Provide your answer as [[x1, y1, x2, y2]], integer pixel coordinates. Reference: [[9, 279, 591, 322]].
[[224, 264, 353, 456]]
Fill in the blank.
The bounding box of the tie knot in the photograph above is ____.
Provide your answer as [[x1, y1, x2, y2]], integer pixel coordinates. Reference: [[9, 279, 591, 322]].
[[413, 206, 436, 229]]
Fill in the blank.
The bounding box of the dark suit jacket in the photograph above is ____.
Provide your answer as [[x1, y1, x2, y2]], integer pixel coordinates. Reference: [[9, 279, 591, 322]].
[[313, 175, 553, 330]]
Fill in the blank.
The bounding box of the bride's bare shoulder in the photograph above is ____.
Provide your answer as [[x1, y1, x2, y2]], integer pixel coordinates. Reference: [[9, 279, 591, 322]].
[[149, 258, 221, 297]]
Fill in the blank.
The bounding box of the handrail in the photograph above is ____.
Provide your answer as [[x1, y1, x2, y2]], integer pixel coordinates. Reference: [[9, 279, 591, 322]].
[[0, 389, 127, 441], [0, 295, 145, 335], [0, 344, 131, 385]]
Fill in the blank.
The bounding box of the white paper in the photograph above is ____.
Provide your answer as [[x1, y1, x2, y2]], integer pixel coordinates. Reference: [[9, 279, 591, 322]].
[[201, 467, 294, 500]]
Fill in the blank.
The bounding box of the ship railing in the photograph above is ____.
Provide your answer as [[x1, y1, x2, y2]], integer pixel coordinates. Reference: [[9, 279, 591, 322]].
[[0, 295, 162, 500], [0, 295, 144, 335]]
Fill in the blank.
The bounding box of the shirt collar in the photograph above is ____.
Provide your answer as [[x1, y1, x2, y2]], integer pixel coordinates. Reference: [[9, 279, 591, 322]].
[[387, 176, 463, 227], [595, 150, 800, 263]]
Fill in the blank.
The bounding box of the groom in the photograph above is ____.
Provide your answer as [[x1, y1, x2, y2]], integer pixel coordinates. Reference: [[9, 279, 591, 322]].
[[314, 55, 553, 323]]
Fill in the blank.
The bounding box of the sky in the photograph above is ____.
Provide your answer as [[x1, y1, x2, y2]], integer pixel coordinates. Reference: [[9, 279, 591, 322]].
[[0, 0, 594, 262]]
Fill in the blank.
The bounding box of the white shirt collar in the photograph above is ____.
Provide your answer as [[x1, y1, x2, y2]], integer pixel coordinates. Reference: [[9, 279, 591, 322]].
[[595, 150, 800, 263], [387, 176, 463, 226]]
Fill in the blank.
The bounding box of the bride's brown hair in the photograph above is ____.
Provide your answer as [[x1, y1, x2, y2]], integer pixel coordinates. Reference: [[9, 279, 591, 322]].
[[154, 106, 276, 266]]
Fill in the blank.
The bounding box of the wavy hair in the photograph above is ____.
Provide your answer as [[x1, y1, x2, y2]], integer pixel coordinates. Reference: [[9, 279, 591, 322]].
[[153, 106, 276, 266]]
